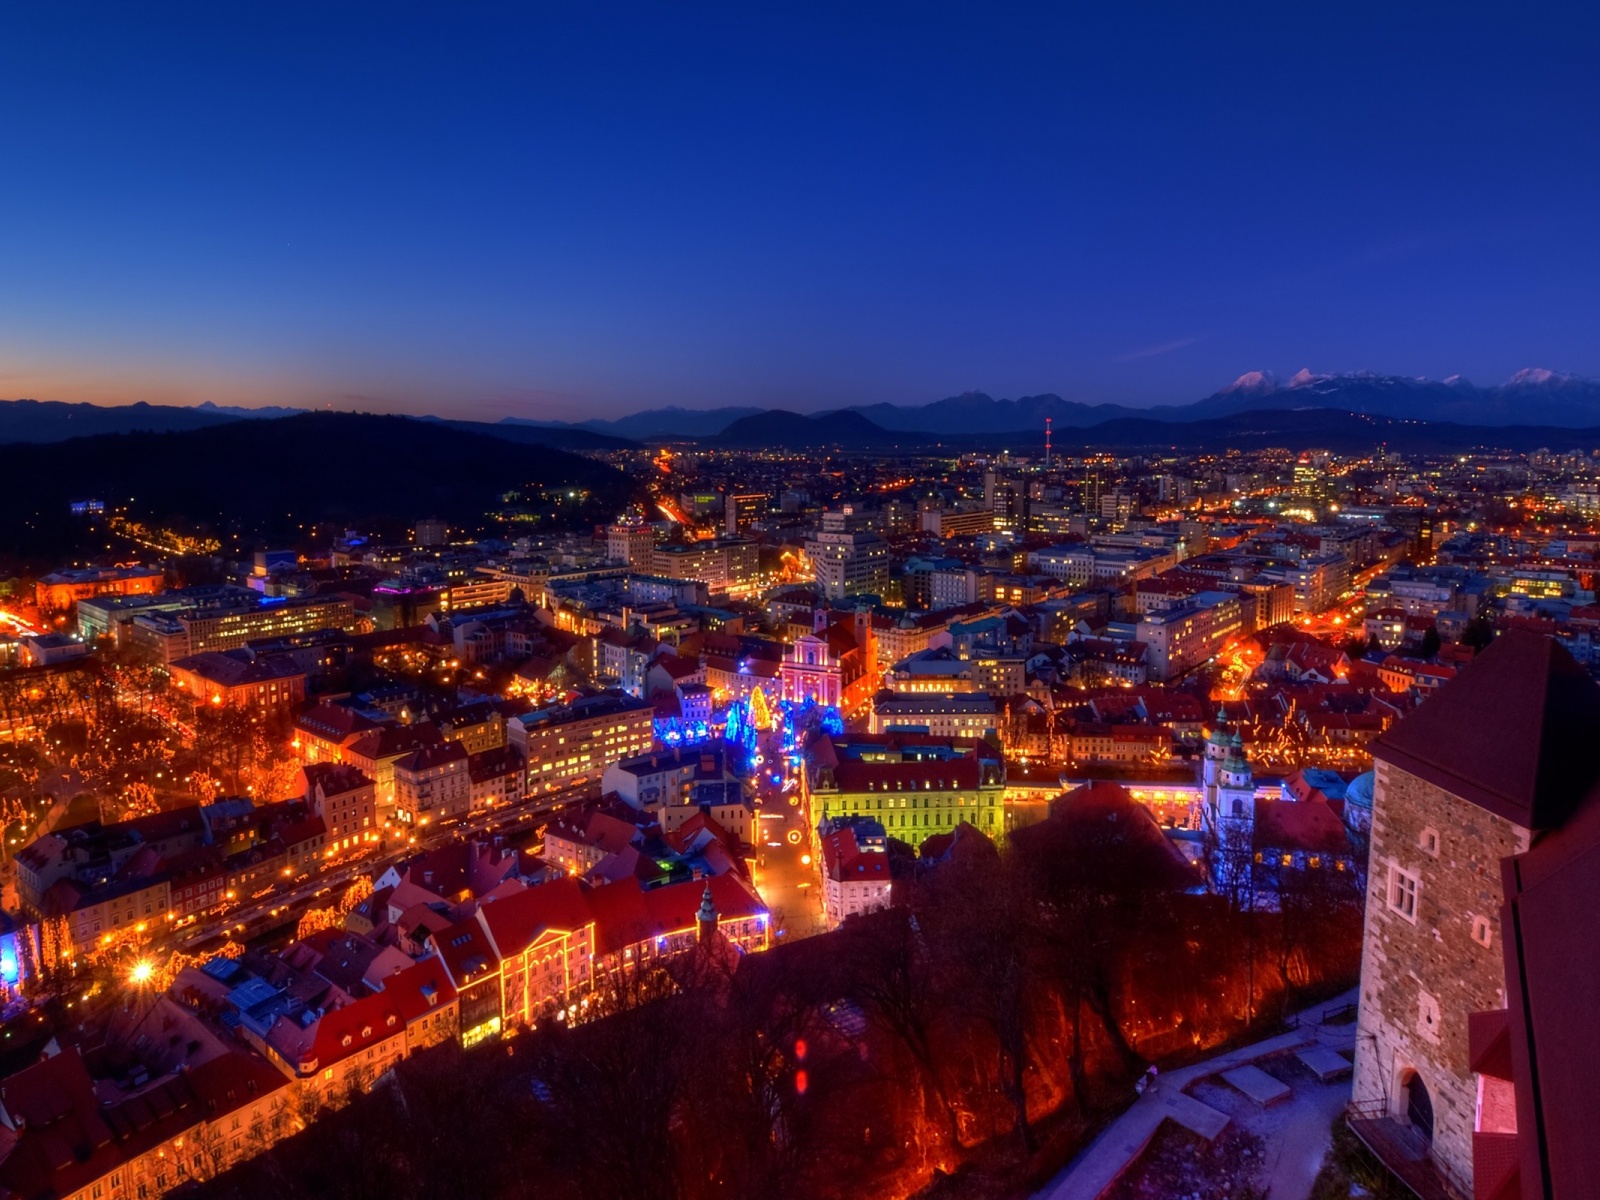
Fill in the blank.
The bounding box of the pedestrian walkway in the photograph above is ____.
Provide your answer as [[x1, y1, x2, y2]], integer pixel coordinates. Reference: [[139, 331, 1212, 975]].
[[1036, 988, 1357, 1200]]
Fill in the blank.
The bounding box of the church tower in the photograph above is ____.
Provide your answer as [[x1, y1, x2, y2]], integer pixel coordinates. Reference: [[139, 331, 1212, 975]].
[[1201, 708, 1233, 811], [1217, 732, 1256, 837], [696, 883, 718, 945], [1200, 713, 1257, 897]]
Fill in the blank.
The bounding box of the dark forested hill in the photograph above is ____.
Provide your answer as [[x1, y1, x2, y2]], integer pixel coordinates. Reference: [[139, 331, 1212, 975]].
[[0, 412, 636, 564]]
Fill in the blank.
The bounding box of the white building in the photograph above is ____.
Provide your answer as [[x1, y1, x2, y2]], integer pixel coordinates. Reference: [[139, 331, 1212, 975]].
[[818, 823, 892, 928], [805, 530, 890, 601], [870, 693, 999, 740], [1136, 590, 1245, 681]]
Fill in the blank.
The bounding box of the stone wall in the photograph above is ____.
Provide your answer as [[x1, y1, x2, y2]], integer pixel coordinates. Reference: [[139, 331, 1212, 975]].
[[1350, 759, 1530, 1189]]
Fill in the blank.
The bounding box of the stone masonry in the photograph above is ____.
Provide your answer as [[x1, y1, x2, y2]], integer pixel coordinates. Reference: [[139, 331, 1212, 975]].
[[1351, 759, 1531, 1189]]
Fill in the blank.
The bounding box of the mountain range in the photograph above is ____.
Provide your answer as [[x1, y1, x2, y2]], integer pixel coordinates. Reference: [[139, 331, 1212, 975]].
[[5, 369, 1600, 450], [0, 399, 632, 450], [541, 368, 1600, 438]]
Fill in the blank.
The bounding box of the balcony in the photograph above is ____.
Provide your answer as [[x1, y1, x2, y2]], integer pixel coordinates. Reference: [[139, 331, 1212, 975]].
[[1346, 1102, 1469, 1200]]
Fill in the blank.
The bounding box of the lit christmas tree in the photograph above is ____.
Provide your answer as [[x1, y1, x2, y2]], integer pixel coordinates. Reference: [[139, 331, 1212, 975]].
[[748, 685, 772, 732]]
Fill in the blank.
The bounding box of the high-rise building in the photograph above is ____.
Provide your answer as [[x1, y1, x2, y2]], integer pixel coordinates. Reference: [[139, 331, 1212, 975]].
[[414, 517, 449, 547], [724, 492, 769, 536], [606, 523, 657, 567], [805, 530, 889, 600], [651, 539, 759, 594]]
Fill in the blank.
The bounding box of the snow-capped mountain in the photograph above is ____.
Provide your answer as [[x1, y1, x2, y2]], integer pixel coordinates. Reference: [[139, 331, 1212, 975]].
[[834, 369, 1600, 433]]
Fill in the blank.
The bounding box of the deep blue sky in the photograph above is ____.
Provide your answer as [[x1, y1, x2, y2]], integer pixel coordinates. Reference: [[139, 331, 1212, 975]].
[[2, 3, 1597, 421]]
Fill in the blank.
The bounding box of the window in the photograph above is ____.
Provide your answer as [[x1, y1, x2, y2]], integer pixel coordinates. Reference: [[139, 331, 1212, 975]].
[[1419, 827, 1440, 856], [1471, 914, 1493, 948], [1387, 864, 1420, 922], [1418, 989, 1442, 1044]]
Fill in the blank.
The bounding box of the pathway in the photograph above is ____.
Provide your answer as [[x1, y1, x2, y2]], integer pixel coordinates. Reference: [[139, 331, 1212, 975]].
[[1036, 988, 1358, 1200]]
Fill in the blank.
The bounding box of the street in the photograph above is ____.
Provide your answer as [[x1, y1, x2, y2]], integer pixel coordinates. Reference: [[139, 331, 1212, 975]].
[[747, 729, 827, 940]]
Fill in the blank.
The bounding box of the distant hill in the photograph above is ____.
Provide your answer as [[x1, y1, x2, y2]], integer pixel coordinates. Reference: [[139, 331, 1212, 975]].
[[0, 412, 637, 563], [0, 398, 258, 443], [710, 409, 936, 449], [502, 407, 765, 440], [426, 417, 636, 451]]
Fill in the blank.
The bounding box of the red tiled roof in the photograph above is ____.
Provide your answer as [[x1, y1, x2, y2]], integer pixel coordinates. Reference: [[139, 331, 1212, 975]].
[[430, 915, 500, 985], [1252, 797, 1350, 855], [587, 874, 764, 956], [378, 955, 459, 1023], [301, 762, 373, 797], [820, 828, 889, 883], [477, 876, 593, 958], [307, 990, 407, 1070], [1374, 631, 1600, 829], [346, 723, 441, 762], [831, 759, 982, 793], [296, 703, 379, 741]]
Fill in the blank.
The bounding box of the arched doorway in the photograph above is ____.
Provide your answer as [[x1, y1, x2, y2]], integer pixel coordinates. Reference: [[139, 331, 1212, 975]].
[[1405, 1072, 1434, 1141]]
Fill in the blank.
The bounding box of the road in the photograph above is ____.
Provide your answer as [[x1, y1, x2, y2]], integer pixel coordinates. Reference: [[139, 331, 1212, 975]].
[[747, 730, 827, 940]]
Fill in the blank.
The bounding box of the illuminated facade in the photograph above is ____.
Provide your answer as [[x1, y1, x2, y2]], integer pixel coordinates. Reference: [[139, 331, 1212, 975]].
[[809, 736, 1005, 849], [507, 693, 656, 792], [130, 596, 357, 663]]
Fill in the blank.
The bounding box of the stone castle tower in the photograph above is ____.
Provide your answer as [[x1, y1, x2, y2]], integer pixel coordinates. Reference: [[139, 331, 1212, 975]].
[[1349, 633, 1600, 1194]]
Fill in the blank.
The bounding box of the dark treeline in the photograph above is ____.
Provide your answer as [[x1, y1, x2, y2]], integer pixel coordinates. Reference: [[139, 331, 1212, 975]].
[[194, 808, 1362, 1200]]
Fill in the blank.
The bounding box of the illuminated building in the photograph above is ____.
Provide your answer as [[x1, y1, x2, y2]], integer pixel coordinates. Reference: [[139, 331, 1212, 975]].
[[901, 556, 976, 610], [0, 1048, 296, 1200], [1347, 633, 1594, 1196], [414, 516, 449, 546], [724, 491, 769, 535], [507, 693, 655, 792], [887, 647, 977, 694], [300, 762, 377, 855], [870, 693, 998, 740], [392, 742, 470, 825], [781, 612, 877, 713], [331, 723, 440, 811], [918, 505, 995, 539], [1135, 590, 1246, 681], [168, 649, 308, 712], [34, 564, 164, 612], [605, 522, 657, 566], [651, 538, 759, 594], [431, 873, 768, 1046], [808, 734, 1005, 849], [805, 529, 889, 601], [467, 744, 525, 810], [129, 595, 357, 663], [817, 818, 892, 928]]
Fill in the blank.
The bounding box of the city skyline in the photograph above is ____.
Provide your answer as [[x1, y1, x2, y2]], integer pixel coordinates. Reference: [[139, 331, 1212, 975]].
[[4, 4, 1598, 420]]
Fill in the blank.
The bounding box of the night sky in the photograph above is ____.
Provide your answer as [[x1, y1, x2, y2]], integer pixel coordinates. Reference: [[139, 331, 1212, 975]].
[[2, 3, 1597, 420]]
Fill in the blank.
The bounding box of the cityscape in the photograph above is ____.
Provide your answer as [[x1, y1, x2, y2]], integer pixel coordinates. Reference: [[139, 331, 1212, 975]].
[[0, 7, 1595, 1200]]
